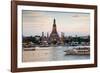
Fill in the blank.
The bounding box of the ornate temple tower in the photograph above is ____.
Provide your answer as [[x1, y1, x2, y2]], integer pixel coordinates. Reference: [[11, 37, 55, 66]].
[[49, 19, 60, 44], [60, 32, 65, 44]]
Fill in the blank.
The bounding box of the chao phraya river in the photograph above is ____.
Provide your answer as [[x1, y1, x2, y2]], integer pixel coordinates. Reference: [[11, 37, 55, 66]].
[[23, 46, 90, 62]]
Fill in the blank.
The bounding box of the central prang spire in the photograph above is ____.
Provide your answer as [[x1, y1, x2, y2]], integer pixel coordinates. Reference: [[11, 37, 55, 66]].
[[53, 18, 56, 27], [49, 18, 60, 44], [52, 18, 57, 33]]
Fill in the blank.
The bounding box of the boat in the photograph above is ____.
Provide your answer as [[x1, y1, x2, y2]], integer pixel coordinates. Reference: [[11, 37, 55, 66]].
[[23, 47, 35, 51], [64, 47, 90, 55]]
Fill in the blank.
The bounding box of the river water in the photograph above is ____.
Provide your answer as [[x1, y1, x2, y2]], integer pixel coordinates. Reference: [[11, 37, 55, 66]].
[[22, 46, 90, 62]]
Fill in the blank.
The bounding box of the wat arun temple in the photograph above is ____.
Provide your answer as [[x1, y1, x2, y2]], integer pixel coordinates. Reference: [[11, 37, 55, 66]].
[[41, 19, 65, 46], [23, 18, 90, 47]]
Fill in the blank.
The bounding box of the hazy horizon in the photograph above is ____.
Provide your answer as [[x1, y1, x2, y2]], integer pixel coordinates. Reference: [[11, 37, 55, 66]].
[[22, 10, 90, 37]]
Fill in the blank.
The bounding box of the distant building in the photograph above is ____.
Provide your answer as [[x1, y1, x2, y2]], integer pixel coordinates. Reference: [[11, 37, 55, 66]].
[[41, 32, 49, 45], [60, 32, 65, 44]]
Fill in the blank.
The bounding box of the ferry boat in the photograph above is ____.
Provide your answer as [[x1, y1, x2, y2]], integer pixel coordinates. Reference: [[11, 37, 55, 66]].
[[64, 47, 90, 55]]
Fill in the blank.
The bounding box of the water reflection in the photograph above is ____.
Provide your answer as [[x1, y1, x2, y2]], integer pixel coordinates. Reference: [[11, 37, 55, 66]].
[[22, 46, 90, 62]]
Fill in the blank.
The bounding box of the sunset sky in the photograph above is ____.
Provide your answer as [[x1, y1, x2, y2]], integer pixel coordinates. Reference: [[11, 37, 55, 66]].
[[22, 10, 90, 37]]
